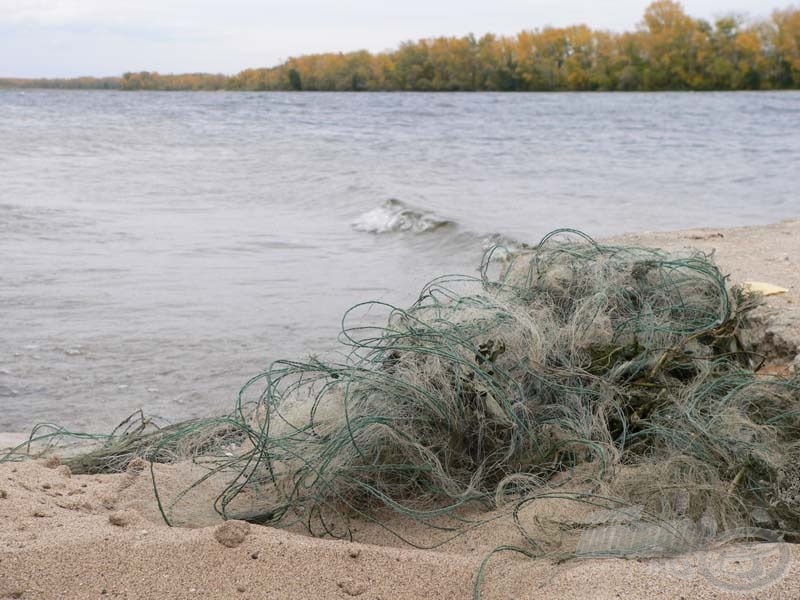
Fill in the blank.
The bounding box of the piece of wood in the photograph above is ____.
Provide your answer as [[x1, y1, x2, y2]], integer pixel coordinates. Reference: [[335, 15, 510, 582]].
[[743, 281, 789, 296]]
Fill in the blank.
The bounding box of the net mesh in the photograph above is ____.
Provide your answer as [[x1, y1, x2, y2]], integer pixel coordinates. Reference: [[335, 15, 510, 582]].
[[4, 229, 798, 561]]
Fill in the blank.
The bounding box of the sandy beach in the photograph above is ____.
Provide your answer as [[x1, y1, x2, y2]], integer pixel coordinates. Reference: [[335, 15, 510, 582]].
[[2, 220, 799, 600]]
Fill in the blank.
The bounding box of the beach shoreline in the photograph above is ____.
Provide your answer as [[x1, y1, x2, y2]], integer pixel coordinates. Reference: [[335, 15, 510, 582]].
[[2, 219, 799, 599]]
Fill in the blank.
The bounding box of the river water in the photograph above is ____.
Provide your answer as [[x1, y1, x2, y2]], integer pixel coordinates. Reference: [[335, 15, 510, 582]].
[[1, 90, 798, 431]]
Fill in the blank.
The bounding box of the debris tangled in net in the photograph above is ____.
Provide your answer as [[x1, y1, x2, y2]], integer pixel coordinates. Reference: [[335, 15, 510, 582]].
[[4, 229, 799, 565]]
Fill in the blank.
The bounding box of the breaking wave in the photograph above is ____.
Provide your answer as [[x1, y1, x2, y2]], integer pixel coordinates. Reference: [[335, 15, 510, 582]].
[[352, 199, 455, 234]]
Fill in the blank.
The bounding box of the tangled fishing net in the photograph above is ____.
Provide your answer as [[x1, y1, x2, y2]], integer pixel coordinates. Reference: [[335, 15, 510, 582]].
[[4, 229, 799, 574]]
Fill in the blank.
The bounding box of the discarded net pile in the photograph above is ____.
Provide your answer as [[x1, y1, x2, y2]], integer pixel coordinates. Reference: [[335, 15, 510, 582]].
[[5, 230, 800, 555]]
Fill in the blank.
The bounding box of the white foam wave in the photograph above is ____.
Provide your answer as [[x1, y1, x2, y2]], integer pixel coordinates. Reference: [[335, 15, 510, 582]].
[[352, 199, 453, 234]]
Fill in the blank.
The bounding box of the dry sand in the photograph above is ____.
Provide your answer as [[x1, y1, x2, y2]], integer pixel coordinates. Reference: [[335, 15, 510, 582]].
[[2, 220, 800, 600]]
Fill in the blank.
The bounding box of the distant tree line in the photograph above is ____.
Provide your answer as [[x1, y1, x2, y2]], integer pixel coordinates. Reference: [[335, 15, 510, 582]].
[[3, 2, 800, 92], [0, 76, 121, 89]]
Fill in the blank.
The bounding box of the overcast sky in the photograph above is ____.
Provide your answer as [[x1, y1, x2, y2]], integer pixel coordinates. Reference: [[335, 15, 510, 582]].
[[0, 0, 793, 77]]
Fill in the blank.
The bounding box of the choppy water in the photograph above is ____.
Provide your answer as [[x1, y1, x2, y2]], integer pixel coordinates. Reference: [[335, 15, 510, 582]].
[[1, 90, 798, 431]]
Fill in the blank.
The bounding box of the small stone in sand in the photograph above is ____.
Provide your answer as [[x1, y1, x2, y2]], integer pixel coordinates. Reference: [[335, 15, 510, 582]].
[[108, 511, 135, 527], [43, 456, 60, 469], [214, 520, 250, 548], [236, 586, 246, 593], [250, 550, 260, 560], [0, 489, 7, 499], [348, 547, 361, 558], [337, 578, 368, 597]]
